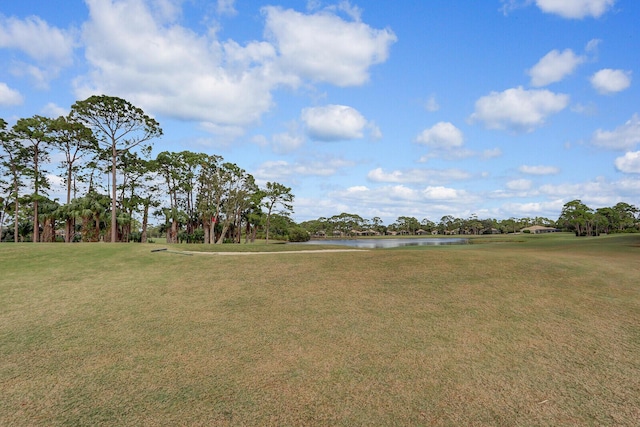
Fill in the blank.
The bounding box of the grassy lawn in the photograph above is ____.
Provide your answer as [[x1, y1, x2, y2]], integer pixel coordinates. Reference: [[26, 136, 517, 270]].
[[1, 234, 639, 426]]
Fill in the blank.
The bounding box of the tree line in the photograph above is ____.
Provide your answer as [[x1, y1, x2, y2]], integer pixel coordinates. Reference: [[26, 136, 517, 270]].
[[0, 95, 296, 244], [299, 200, 639, 238]]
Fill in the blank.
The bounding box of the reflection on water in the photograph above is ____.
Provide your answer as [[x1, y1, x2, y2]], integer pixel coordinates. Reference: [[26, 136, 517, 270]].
[[297, 238, 468, 249]]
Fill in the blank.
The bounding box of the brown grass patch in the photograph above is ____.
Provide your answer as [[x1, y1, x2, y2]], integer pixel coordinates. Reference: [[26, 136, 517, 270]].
[[1, 237, 639, 425]]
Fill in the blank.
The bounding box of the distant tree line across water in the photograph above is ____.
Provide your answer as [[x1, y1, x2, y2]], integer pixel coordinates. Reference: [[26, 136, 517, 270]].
[[297, 201, 640, 239], [2, 96, 638, 244]]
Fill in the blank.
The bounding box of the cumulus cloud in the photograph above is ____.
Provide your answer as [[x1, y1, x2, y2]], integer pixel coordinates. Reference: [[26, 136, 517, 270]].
[[367, 167, 471, 184], [416, 122, 463, 148], [534, 0, 616, 19], [0, 14, 76, 86], [0, 82, 23, 106], [590, 69, 632, 94], [263, 5, 396, 87], [0, 15, 75, 66], [301, 104, 370, 141], [591, 114, 640, 150], [422, 186, 468, 200], [519, 164, 560, 175], [470, 86, 569, 132], [615, 151, 640, 173], [74, 0, 395, 136], [528, 49, 585, 87]]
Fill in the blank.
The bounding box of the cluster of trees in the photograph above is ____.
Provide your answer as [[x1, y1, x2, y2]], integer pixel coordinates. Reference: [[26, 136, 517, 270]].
[[0, 96, 297, 244], [557, 200, 639, 236], [299, 200, 639, 238]]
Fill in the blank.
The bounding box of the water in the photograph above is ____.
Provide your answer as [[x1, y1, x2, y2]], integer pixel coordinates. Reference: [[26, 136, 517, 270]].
[[296, 237, 468, 249]]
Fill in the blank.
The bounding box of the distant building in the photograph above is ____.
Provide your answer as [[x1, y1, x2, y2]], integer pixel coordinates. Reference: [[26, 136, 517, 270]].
[[521, 225, 559, 234]]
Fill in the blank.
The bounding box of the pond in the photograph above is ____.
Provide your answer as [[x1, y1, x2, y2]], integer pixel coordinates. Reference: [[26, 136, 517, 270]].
[[296, 237, 469, 249]]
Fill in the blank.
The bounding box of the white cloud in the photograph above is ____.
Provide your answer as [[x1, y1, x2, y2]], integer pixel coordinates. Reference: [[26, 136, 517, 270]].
[[367, 121, 383, 140], [301, 104, 368, 141], [0, 15, 75, 66], [217, 0, 237, 16], [425, 95, 440, 112], [271, 130, 306, 154], [590, 69, 632, 94], [482, 148, 503, 159], [506, 179, 533, 191], [470, 86, 569, 132], [534, 0, 616, 19], [499, 200, 566, 217], [528, 49, 585, 87], [0, 82, 23, 106], [615, 151, 640, 173], [416, 122, 463, 148], [422, 186, 468, 200], [537, 177, 640, 207], [367, 167, 471, 184], [75, 1, 395, 137], [571, 102, 598, 116], [262, 6, 396, 87], [519, 164, 560, 175], [77, 0, 281, 127], [334, 183, 469, 207], [41, 102, 68, 118], [591, 114, 640, 150], [585, 38, 601, 54], [255, 157, 355, 180], [0, 15, 76, 86]]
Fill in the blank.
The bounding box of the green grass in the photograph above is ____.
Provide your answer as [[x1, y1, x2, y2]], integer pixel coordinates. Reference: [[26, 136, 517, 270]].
[[1, 234, 639, 426]]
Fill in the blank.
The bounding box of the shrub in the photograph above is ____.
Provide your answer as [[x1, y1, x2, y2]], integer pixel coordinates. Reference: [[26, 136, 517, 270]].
[[288, 227, 310, 242]]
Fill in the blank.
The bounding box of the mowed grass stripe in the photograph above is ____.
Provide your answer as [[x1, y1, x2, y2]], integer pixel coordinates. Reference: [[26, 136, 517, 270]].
[[1, 235, 639, 425]]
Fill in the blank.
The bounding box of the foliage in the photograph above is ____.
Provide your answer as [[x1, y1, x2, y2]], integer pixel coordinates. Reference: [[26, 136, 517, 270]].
[[263, 181, 294, 243], [70, 95, 163, 243], [287, 226, 310, 242]]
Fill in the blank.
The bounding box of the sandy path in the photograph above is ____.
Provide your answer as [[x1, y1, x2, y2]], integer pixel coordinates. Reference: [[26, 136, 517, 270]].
[[183, 249, 368, 256]]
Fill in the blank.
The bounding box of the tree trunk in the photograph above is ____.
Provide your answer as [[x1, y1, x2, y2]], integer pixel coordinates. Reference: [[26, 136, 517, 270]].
[[203, 219, 211, 244], [141, 202, 149, 243], [13, 198, 19, 243], [170, 220, 178, 244], [33, 199, 39, 243], [216, 222, 229, 244], [42, 218, 54, 242], [111, 145, 118, 243]]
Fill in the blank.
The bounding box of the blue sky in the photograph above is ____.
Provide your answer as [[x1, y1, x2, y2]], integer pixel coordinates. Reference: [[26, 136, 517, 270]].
[[1, 0, 639, 224]]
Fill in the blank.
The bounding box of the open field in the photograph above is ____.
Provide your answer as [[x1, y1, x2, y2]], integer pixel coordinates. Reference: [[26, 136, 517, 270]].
[[1, 233, 639, 426]]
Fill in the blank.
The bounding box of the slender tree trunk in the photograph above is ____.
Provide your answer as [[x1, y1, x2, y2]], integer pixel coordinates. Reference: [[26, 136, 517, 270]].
[[111, 145, 117, 243], [203, 219, 212, 244], [65, 219, 73, 243], [216, 221, 229, 244], [65, 168, 72, 243], [33, 199, 39, 243], [13, 198, 19, 243], [141, 201, 149, 243]]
